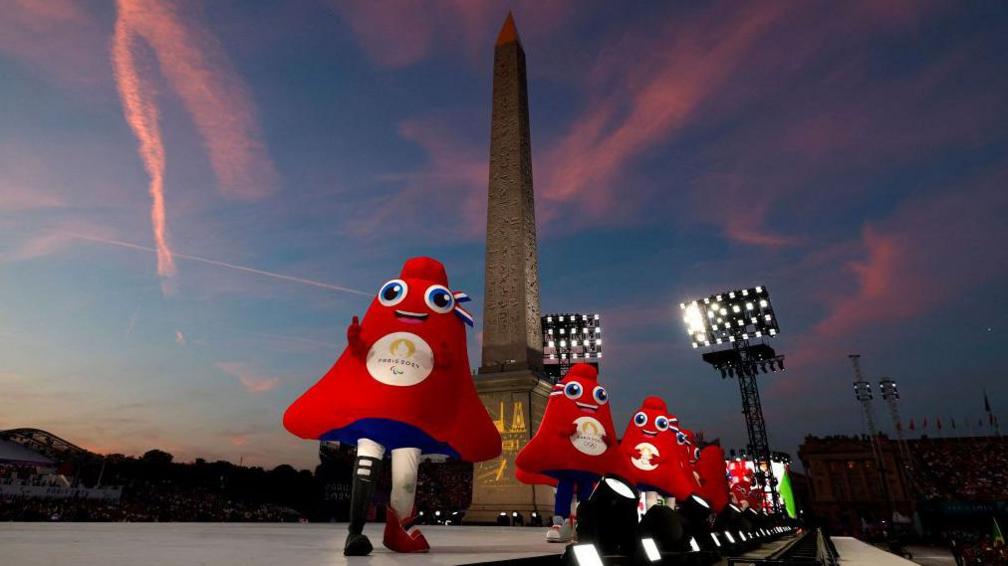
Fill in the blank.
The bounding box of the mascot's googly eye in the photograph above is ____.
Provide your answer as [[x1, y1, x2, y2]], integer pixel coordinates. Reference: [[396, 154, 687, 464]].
[[564, 381, 583, 400], [694, 447, 701, 461], [424, 285, 454, 313], [633, 412, 647, 427], [378, 279, 408, 306], [676, 431, 687, 445], [655, 416, 670, 431], [592, 386, 608, 405]]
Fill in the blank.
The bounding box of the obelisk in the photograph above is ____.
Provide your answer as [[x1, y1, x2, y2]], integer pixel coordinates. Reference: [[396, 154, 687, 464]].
[[467, 12, 554, 523]]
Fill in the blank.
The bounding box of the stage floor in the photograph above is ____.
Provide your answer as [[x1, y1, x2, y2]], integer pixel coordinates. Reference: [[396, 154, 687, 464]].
[[1, 523, 918, 565], [0, 522, 562, 565]]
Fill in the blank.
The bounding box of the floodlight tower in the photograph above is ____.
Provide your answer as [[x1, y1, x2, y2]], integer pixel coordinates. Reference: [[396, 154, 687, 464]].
[[849, 355, 892, 522], [681, 286, 782, 512], [880, 378, 915, 491]]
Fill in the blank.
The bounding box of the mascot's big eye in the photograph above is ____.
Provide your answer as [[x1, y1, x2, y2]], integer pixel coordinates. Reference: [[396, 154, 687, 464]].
[[676, 432, 687, 445], [564, 381, 583, 400], [633, 412, 647, 427], [592, 386, 608, 405], [694, 448, 701, 461], [424, 285, 454, 313], [378, 279, 408, 306], [655, 416, 670, 431]]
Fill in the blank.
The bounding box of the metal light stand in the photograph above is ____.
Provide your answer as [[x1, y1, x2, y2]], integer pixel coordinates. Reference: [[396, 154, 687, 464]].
[[735, 340, 781, 513], [850, 355, 893, 525]]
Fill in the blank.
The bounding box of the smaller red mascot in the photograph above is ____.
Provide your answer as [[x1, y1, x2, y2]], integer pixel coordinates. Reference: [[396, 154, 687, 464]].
[[672, 425, 704, 498], [515, 363, 623, 543], [619, 397, 698, 509], [728, 458, 754, 510], [694, 445, 730, 513]]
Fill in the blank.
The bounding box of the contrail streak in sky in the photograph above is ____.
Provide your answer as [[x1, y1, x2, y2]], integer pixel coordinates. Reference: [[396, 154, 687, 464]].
[[112, 2, 176, 291], [69, 233, 370, 297]]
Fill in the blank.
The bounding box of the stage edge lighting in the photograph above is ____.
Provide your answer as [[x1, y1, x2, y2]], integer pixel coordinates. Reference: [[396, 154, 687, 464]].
[[571, 544, 604, 566], [689, 537, 701, 552], [641, 538, 661, 562], [710, 532, 721, 547], [724, 531, 736, 544]]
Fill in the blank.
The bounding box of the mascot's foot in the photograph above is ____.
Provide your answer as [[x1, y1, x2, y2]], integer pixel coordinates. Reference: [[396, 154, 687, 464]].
[[383, 507, 430, 553], [546, 516, 574, 543], [343, 532, 373, 556]]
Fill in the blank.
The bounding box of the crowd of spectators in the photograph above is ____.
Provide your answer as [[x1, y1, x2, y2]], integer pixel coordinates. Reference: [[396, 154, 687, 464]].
[[945, 529, 1008, 565], [910, 436, 1008, 502]]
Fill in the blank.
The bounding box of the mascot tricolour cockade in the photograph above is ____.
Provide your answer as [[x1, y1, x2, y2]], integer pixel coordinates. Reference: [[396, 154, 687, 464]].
[[619, 396, 698, 510], [284, 257, 501, 555], [515, 363, 624, 543]]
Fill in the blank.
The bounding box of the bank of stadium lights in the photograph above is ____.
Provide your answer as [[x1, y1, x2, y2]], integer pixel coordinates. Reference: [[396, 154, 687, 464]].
[[681, 286, 779, 348], [879, 379, 899, 401], [543, 313, 602, 381]]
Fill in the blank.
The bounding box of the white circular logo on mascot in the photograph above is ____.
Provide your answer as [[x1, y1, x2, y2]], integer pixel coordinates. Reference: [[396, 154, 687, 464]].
[[366, 332, 434, 386], [570, 416, 607, 456], [632, 442, 660, 471]]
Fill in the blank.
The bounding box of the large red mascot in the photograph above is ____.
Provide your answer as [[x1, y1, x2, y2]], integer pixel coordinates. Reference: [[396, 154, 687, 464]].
[[619, 397, 698, 509], [515, 363, 623, 543], [284, 257, 501, 555]]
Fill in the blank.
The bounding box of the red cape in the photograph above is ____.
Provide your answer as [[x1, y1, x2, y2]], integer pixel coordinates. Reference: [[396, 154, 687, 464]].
[[619, 396, 697, 499], [283, 257, 501, 462], [515, 364, 626, 481]]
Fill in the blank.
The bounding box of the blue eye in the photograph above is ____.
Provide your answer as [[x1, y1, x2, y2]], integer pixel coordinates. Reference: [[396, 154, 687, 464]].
[[676, 432, 687, 445], [592, 386, 608, 405], [564, 382, 583, 400], [655, 416, 669, 431], [694, 448, 701, 461], [378, 279, 408, 306], [424, 285, 454, 313], [633, 412, 647, 427]]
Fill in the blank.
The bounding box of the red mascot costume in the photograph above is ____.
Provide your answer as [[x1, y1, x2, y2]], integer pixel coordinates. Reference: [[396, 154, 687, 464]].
[[694, 445, 731, 513], [515, 363, 623, 543], [284, 257, 501, 555], [619, 397, 698, 510]]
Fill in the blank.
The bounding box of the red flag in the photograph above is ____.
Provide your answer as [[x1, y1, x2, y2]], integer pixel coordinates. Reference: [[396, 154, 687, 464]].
[[909, 418, 915, 431], [937, 417, 943, 430]]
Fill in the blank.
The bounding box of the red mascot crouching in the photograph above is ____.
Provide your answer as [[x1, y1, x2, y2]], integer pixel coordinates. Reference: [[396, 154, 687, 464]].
[[619, 396, 698, 511], [515, 363, 625, 543], [284, 257, 501, 555]]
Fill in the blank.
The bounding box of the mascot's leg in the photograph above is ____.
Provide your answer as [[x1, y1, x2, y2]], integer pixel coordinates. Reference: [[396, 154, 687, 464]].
[[383, 447, 429, 553], [344, 438, 385, 556], [547, 480, 575, 543], [645, 490, 660, 510]]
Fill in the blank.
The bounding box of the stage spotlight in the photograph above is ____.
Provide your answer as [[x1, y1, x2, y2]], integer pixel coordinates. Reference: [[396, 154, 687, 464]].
[[639, 504, 685, 552], [688, 537, 700, 552], [738, 532, 747, 541], [641, 538, 661, 563], [576, 475, 641, 557], [723, 531, 735, 544], [710, 532, 721, 548], [570, 543, 604, 566], [497, 511, 509, 526]]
